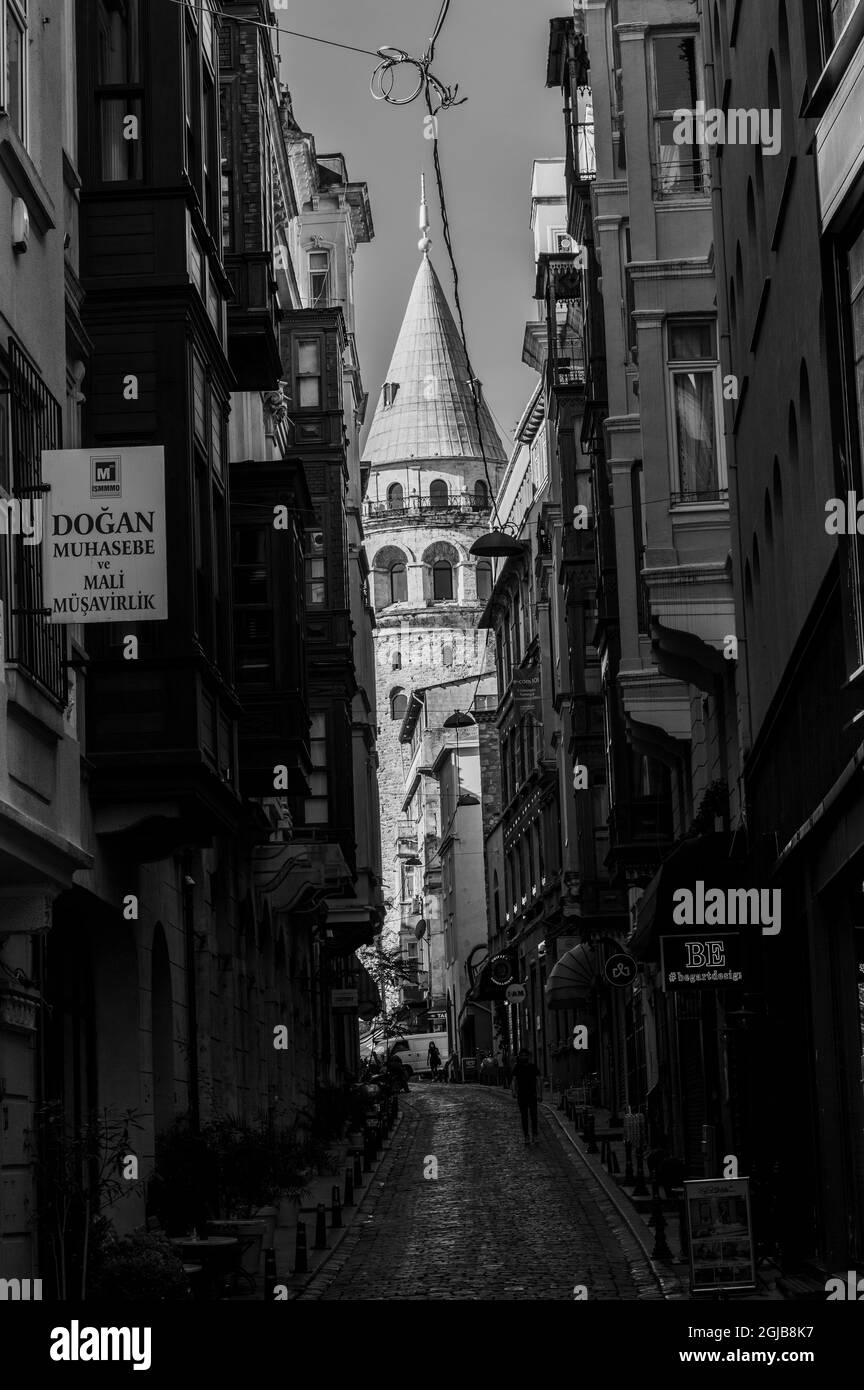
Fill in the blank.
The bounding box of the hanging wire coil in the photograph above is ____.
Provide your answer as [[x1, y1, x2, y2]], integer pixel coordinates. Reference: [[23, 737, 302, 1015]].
[[370, 46, 466, 112]]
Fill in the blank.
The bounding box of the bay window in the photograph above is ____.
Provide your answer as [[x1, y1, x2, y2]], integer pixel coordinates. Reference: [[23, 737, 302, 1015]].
[[651, 31, 707, 197], [667, 320, 726, 504]]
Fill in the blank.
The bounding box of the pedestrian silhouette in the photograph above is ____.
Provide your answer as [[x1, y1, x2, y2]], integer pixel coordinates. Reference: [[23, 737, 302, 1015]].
[[511, 1047, 541, 1145]]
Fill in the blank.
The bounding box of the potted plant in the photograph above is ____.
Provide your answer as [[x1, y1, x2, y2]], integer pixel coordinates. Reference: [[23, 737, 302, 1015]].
[[87, 1225, 191, 1302], [148, 1116, 219, 1237], [30, 1103, 146, 1300]]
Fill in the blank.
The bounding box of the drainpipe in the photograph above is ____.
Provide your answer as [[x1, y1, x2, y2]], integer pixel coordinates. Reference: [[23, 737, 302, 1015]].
[[181, 860, 200, 1132]]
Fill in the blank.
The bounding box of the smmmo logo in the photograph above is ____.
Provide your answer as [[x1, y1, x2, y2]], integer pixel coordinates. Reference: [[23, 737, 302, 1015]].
[[0, 1277, 42, 1300], [90, 453, 121, 498]]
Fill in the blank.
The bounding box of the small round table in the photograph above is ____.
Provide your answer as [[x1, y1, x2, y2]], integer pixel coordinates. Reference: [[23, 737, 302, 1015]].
[[170, 1237, 239, 1299]]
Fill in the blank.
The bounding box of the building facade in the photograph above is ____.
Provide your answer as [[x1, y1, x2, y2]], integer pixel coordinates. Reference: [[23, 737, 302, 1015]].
[[0, 1, 381, 1291]]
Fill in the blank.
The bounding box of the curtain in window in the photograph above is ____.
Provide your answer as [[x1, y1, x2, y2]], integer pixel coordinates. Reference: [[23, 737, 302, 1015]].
[[674, 371, 717, 493]]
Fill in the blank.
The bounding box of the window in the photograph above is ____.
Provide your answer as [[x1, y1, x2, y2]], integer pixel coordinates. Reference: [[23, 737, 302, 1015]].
[[304, 713, 329, 825], [309, 250, 331, 306], [233, 526, 273, 685], [651, 32, 707, 197], [297, 339, 321, 409], [389, 562, 407, 604], [840, 224, 864, 663], [432, 560, 453, 601], [95, 0, 143, 180], [383, 382, 399, 408], [829, 0, 858, 45], [2, 343, 66, 701], [429, 479, 449, 508], [473, 479, 488, 510], [667, 320, 725, 502], [390, 688, 408, 721], [392, 650, 402, 670], [184, 16, 196, 179], [476, 560, 492, 603], [305, 529, 326, 606], [387, 481, 404, 509], [1, 0, 28, 144]]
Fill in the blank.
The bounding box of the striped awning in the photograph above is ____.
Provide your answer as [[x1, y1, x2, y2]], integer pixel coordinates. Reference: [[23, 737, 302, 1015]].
[[544, 943, 597, 1010]]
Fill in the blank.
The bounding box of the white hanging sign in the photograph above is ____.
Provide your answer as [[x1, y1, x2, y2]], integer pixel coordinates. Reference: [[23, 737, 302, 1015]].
[[42, 447, 168, 623]]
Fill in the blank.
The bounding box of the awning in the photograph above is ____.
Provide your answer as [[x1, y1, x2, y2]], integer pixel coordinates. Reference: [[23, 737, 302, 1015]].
[[356, 963, 381, 1021], [628, 831, 748, 961], [544, 942, 598, 1010]]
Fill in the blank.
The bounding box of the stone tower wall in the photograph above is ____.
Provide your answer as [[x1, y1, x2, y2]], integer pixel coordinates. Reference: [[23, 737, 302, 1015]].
[[370, 509, 493, 946]]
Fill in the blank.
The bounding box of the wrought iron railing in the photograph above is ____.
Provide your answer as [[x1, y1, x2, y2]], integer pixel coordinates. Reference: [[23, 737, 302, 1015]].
[[364, 494, 492, 522], [670, 487, 729, 507], [5, 343, 66, 701], [652, 155, 711, 199]]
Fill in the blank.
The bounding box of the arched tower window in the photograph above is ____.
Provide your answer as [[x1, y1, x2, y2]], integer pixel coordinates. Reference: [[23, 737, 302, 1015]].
[[390, 688, 408, 721], [433, 560, 453, 601], [429, 479, 449, 509], [387, 481, 404, 509], [390, 562, 407, 603], [373, 544, 409, 610], [473, 479, 488, 509], [476, 561, 492, 603]]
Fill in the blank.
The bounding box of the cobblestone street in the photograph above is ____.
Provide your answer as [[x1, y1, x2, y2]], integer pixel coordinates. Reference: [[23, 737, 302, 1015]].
[[300, 1086, 654, 1301]]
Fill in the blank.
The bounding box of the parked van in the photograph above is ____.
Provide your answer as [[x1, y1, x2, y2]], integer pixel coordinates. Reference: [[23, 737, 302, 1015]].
[[362, 1030, 449, 1077], [382, 1032, 449, 1077]]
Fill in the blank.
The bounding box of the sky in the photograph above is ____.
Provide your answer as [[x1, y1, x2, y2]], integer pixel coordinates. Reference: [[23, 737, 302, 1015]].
[[276, 0, 571, 455]]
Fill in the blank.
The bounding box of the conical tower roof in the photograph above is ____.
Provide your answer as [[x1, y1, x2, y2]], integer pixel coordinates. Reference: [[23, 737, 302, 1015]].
[[362, 254, 507, 467]]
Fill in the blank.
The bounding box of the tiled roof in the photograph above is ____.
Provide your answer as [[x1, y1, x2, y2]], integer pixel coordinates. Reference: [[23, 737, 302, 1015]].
[[362, 254, 507, 467]]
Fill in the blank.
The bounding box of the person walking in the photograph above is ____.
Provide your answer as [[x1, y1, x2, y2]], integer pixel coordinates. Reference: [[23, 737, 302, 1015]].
[[386, 1048, 410, 1093], [511, 1047, 541, 1145], [427, 1040, 441, 1080]]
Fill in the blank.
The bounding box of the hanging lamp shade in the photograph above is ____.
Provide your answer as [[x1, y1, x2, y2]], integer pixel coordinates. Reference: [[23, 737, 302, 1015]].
[[468, 532, 529, 558], [443, 710, 474, 728]]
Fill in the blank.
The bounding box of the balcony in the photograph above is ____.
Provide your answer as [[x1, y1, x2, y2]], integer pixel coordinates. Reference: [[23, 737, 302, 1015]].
[[669, 488, 729, 508], [363, 493, 492, 527], [651, 155, 711, 200]]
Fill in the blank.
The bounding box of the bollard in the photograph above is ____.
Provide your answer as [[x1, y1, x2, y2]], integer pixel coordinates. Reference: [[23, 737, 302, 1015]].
[[263, 1248, 277, 1300], [331, 1184, 342, 1229], [633, 1148, 650, 1197], [314, 1202, 328, 1251], [677, 1190, 689, 1260], [354, 1153, 364, 1188], [344, 1165, 355, 1207], [294, 1219, 308, 1275], [650, 1191, 673, 1261], [585, 1112, 598, 1154], [624, 1140, 634, 1183]]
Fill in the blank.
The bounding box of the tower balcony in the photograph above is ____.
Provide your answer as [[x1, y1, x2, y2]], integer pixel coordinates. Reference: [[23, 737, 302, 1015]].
[[363, 493, 492, 529]]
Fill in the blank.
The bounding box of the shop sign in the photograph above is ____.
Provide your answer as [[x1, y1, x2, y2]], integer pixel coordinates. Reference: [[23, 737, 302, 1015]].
[[684, 1177, 756, 1293], [511, 669, 541, 718], [42, 447, 168, 623], [660, 933, 743, 990]]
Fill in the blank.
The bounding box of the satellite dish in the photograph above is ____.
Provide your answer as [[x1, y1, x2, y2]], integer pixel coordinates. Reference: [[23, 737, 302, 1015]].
[[414, 918, 427, 940]]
